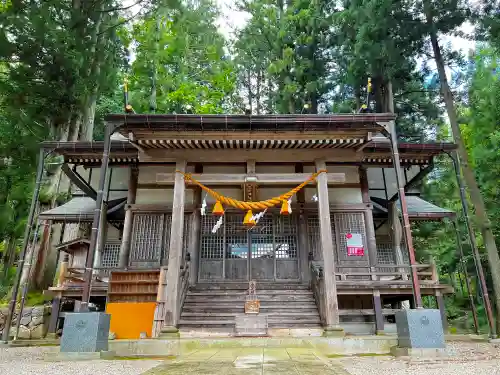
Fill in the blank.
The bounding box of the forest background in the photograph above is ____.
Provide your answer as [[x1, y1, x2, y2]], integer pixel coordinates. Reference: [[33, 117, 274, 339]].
[[0, 0, 500, 333]]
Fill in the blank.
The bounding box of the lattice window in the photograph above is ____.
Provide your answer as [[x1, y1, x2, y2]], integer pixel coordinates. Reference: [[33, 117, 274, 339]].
[[334, 212, 366, 258], [101, 242, 120, 268], [162, 214, 172, 262], [251, 236, 274, 258], [252, 215, 273, 235], [307, 216, 322, 260], [200, 215, 224, 259], [275, 235, 298, 259], [275, 215, 297, 234], [130, 214, 165, 263], [376, 242, 395, 265], [183, 214, 191, 259]]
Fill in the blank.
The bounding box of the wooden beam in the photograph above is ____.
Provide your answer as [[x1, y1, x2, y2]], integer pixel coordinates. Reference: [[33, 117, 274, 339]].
[[131, 130, 370, 140], [141, 148, 363, 163], [61, 164, 97, 200], [154, 173, 347, 185]]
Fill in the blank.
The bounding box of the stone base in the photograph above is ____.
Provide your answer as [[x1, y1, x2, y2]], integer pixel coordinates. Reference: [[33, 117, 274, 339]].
[[323, 326, 345, 337], [159, 326, 180, 338], [395, 309, 445, 349], [489, 338, 500, 344], [235, 314, 268, 337], [60, 312, 110, 353], [44, 350, 116, 362], [390, 346, 447, 358]]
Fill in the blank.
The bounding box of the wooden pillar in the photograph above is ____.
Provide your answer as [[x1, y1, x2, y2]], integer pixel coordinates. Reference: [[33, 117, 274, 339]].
[[296, 163, 309, 283], [359, 167, 377, 270], [315, 159, 342, 334], [373, 290, 385, 334], [94, 202, 107, 273], [189, 164, 203, 285], [161, 160, 186, 333], [46, 296, 62, 338], [436, 291, 448, 332], [388, 201, 407, 279], [118, 166, 138, 269]]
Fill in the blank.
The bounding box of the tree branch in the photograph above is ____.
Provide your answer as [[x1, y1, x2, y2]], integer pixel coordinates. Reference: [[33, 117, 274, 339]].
[[99, 0, 147, 13]]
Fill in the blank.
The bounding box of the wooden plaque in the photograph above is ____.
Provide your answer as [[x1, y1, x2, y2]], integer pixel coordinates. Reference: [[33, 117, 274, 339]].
[[245, 300, 260, 314]]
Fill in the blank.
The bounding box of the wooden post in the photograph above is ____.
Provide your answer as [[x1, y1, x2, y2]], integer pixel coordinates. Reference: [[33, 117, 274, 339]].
[[359, 166, 377, 278], [94, 202, 107, 274], [315, 159, 343, 335], [189, 187, 202, 285], [161, 160, 186, 334], [388, 201, 407, 280], [118, 166, 138, 269], [46, 296, 62, 339], [373, 290, 385, 334], [435, 291, 448, 332], [295, 163, 309, 283]]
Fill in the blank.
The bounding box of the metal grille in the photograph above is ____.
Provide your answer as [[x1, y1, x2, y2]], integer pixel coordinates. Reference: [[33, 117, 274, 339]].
[[130, 214, 164, 265], [334, 212, 366, 260], [307, 216, 322, 260], [101, 242, 120, 268]]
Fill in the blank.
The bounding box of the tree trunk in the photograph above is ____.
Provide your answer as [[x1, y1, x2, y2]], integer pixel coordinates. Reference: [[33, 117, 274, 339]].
[[426, 7, 500, 334], [256, 70, 261, 114], [2, 237, 17, 279]]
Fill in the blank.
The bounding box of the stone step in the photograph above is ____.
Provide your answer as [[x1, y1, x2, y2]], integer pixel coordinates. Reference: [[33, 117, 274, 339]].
[[179, 320, 234, 327], [191, 283, 310, 291], [185, 295, 315, 303], [180, 312, 320, 320], [187, 290, 314, 296], [183, 302, 317, 308]]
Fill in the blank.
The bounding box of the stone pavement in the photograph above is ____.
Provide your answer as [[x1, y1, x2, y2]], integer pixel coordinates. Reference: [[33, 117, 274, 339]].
[[143, 347, 350, 374]]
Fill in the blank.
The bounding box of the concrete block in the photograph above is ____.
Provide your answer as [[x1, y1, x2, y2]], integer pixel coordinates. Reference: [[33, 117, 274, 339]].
[[60, 312, 110, 353], [395, 309, 445, 349]]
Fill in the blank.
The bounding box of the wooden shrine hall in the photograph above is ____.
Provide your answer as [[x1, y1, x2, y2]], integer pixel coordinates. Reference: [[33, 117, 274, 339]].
[[37, 113, 456, 338]]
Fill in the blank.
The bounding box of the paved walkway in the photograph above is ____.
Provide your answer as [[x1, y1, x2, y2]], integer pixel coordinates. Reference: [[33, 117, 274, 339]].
[[143, 348, 349, 374]]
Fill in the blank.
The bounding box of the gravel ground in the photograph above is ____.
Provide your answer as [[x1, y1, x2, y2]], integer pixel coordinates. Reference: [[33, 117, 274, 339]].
[[336, 342, 500, 375], [0, 346, 160, 375]]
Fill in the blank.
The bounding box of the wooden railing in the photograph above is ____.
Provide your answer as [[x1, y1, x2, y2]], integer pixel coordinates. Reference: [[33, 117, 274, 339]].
[[335, 263, 438, 283], [310, 263, 326, 326], [178, 263, 190, 322]]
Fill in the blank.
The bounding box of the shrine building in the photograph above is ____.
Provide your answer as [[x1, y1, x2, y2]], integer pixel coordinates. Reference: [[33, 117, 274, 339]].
[[39, 113, 455, 338]]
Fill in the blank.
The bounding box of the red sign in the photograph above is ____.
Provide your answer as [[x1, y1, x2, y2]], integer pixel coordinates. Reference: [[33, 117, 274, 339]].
[[346, 233, 364, 256]]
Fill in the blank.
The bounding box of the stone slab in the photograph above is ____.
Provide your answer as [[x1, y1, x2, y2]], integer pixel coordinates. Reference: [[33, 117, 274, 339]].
[[395, 309, 445, 348], [44, 350, 116, 362], [390, 346, 448, 358], [60, 312, 110, 352], [235, 314, 268, 337]]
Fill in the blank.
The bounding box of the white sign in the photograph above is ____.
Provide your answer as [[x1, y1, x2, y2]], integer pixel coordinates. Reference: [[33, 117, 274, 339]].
[[346, 233, 364, 256]]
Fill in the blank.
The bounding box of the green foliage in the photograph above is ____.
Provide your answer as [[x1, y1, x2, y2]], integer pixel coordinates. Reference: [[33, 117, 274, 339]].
[[129, 0, 236, 114]]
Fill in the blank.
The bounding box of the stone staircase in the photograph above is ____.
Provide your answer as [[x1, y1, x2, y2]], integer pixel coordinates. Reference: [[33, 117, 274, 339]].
[[178, 283, 322, 335]]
